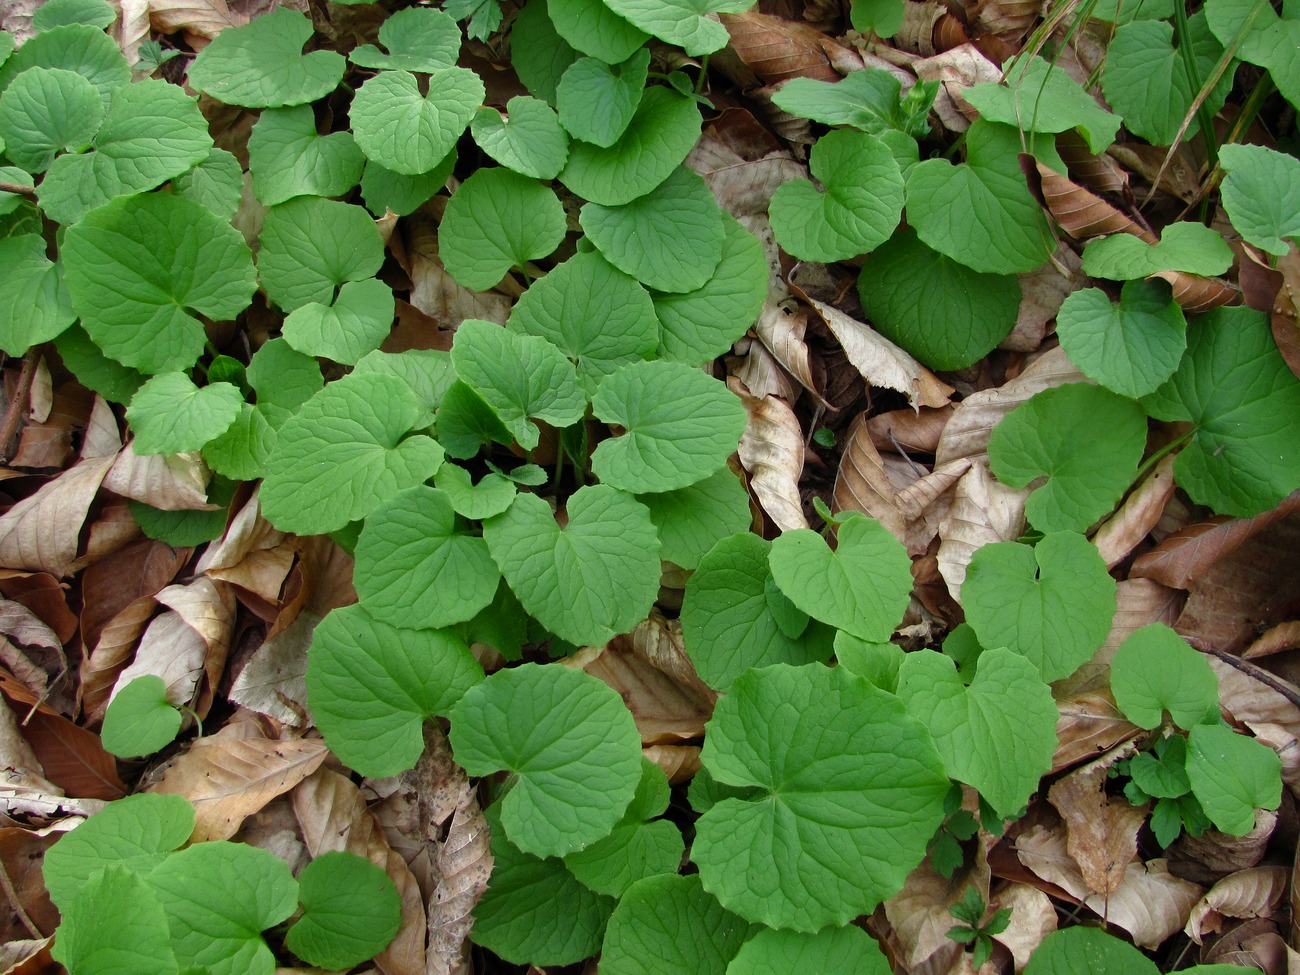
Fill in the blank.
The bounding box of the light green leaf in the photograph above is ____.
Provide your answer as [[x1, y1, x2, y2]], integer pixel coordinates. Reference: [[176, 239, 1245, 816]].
[[125, 373, 242, 454], [988, 383, 1147, 533], [1142, 306, 1300, 517], [0, 232, 76, 355], [39, 78, 213, 225], [247, 104, 364, 206], [483, 485, 660, 646], [449, 663, 642, 856], [727, 925, 892, 975], [451, 318, 586, 449], [282, 278, 394, 364], [355, 485, 500, 629], [471, 95, 568, 179], [0, 164, 31, 216], [348, 6, 461, 72], [638, 467, 752, 569], [1217, 142, 1300, 257], [260, 372, 445, 535], [51, 865, 180, 975], [458, 579, 527, 660], [1128, 735, 1192, 799], [600, 0, 753, 55], [100, 674, 182, 758], [1204, 0, 1300, 106], [1110, 623, 1219, 730], [1055, 279, 1187, 398], [591, 359, 747, 493], [897, 648, 1057, 817], [770, 128, 903, 262], [511, 0, 579, 105], [186, 8, 345, 108], [507, 249, 658, 394], [350, 68, 484, 175], [0, 25, 128, 108], [285, 852, 401, 970], [546, 0, 648, 63], [560, 85, 700, 206], [0, 66, 102, 172], [131, 474, 235, 546], [434, 462, 517, 518], [851, 0, 905, 34], [171, 147, 243, 220], [257, 196, 384, 311], [306, 603, 483, 777], [202, 403, 281, 481], [436, 379, 514, 459], [768, 512, 912, 641], [359, 152, 455, 216], [34, 0, 115, 30], [905, 120, 1051, 274], [857, 226, 1019, 370], [1023, 927, 1158, 975], [247, 336, 323, 411], [1081, 222, 1233, 279], [556, 49, 648, 147], [63, 192, 256, 374], [1186, 723, 1282, 835], [695, 664, 949, 931], [54, 323, 145, 403], [600, 874, 756, 975], [354, 347, 453, 426], [835, 632, 903, 691], [439, 167, 566, 290], [965, 56, 1120, 153], [581, 166, 724, 292], [772, 68, 929, 136], [963, 532, 1117, 682]]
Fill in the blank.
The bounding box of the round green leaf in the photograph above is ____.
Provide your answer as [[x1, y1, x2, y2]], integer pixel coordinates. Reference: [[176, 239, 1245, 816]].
[[0, 26, 129, 108], [449, 663, 642, 857], [768, 512, 913, 642], [727, 925, 891, 975], [638, 467, 752, 569], [33, 0, 115, 31], [247, 104, 364, 206], [1110, 623, 1219, 730], [600, 0, 753, 55], [988, 383, 1147, 533], [0, 232, 76, 356], [695, 663, 949, 931], [247, 336, 324, 411], [360, 152, 455, 216], [62, 192, 257, 374], [965, 56, 1120, 153], [282, 278, 394, 364], [285, 851, 401, 970], [202, 403, 280, 481], [1186, 723, 1283, 835], [963, 532, 1117, 683], [439, 167, 566, 290], [557, 50, 648, 147], [511, 0, 579, 105], [132, 474, 235, 546], [354, 348, 453, 427], [1023, 927, 1157, 975], [186, 8, 345, 108], [1217, 143, 1300, 258], [436, 379, 514, 459], [546, 0, 648, 63], [591, 359, 747, 493], [348, 6, 460, 72], [0, 66, 102, 172], [172, 147, 243, 220], [350, 67, 484, 175], [1056, 280, 1187, 398], [125, 373, 242, 454], [471, 95, 569, 179], [52, 864, 179, 975], [1081, 221, 1233, 279], [770, 128, 903, 262], [306, 603, 483, 777], [483, 485, 660, 646], [100, 674, 183, 758], [257, 196, 384, 312], [858, 227, 1019, 370], [355, 485, 500, 629]]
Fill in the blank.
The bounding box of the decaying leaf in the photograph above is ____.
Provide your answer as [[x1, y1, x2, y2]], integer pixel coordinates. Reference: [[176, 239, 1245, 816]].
[[937, 460, 1027, 603], [1186, 866, 1289, 943], [1047, 741, 1145, 896], [0, 454, 117, 577], [730, 379, 808, 530]]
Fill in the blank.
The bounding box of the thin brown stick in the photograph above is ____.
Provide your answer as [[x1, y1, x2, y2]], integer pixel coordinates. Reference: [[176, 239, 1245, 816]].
[[0, 855, 43, 939], [1201, 644, 1300, 711], [0, 181, 37, 199], [0, 348, 41, 464]]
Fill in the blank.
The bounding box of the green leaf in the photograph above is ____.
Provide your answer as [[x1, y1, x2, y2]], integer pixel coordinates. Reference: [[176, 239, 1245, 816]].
[[727, 925, 892, 975], [1056, 280, 1187, 398], [769, 128, 903, 262], [897, 648, 1057, 817], [43, 793, 194, 912], [0, 164, 32, 216], [354, 348, 453, 427], [851, 0, 905, 35], [350, 68, 484, 175], [1128, 735, 1192, 798], [52, 865, 180, 975], [1023, 927, 1157, 975], [0, 232, 76, 355], [1142, 306, 1300, 517], [458, 579, 528, 660], [546, 0, 648, 63], [360, 152, 455, 216], [695, 663, 949, 931], [100, 674, 183, 758], [560, 85, 700, 206], [1081, 222, 1233, 279], [34, 0, 115, 30], [247, 336, 323, 411], [146, 841, 298, 975], [260, 372, 445, 535], [471, 95, 569, 179], [186, 8, 345, 108], [0, 66, 103, 172], [355, 485, 500, 629], [1186, 723, 1282, 835], [39, 78, 213, 225], [836, 632, 903, 691], [306, 603, 483, 777], [439, 167, 566, 290], [285, 851, 401, 970], [201, 404, 280, 481], [436, 379, 514, 459], [600, 874, 756, 975], [638, 467, 752, 569], [0, 25, 129, 108], [257, 196, 384, 311], [282, 278, 394, 364], [905, 120, 1051, 274], [172, 147, 243, 220], [653, 211, 768, 363], [1217, 143, 1300, 257], [963, 532, 1117, 682], [965, 56, 1120, 153], [443, 0, 504, 39], [511, 0, 579, 105], [434, 462, 517, 518], [506, 249, 658, 395], [556, 50, 648, 147], [348, 6, 461, 72], [591, 360, 747, 492], [600, 0, 753, 55], [483, 485, 660, 646], [988, 383, 1147, 533], [450, 663, 642, 856], [858, 227, 1019, 370], [247, 104, 364, 206], [63, 192, 256, 374], [1110, 623, 1219, 729], [54, 323, 145, 402], [1204, 0, 1300, 107], [772, 68, 930, 136], [125, 373, 242, 454], [131, 475, 236, 545], [768, 512, 912, 641]]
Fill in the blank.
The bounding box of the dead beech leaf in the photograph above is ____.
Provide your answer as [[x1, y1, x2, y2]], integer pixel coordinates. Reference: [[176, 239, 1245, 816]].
[[1270, 245, 1300, 380], [867, 405, 953, 456], [642, 744, 701, 784], [992, 883, 1058, 971], [409, 253, 510, 329], [1172, 809, 1277, 886], [753, 295, 824, 401], [1093, 454, 1178, 569], [1206, 656, 1300, 741], [198, 490, 293, 602], [1026, 161, 1159, 243], [1246, 622, 1300, 658], [1052, 694, 1142, 773], [913, 44, 1001, 131], [1008, 245, 1084, 353], [726, 335, 800, 402], [102, 444, 212, 511], [730, 380, 808, 531], [148, 0, 244, 38], [109, 0, 151, 66], [685, 127, 805, 217], [718, 11, 861, 85], [0, 454, 116, 577], [1058, 132, 1129, 196], [896, 459, 971, 523], [1047, 741, 1145, 896], [228, 609, 316, 726], [1186, 866, 1289, 944], [883, 847, 991, 972], [936, 460, 1027, 603], [1154, 269, 1240, 314], [834, 414, 907, 542], [0, 696, 60, 798]]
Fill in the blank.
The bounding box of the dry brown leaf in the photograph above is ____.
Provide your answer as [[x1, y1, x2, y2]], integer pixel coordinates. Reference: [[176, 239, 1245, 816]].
[[0, 454, 116, 576], [1253, 723, 1300, 799], [0, 696, 60, 798], [1206, 656, 1300, 741], [1154, 269, 1241, 313], [936, 460, 1027, 603], [408, 251, 510, 328], [108, 0, 151, 66], [834, 414, 907, 542], [867, 404, 953, 455], [1058, 132, 1129, 195], [1047, 741, 1145, 896], [913, 45, 1001, 131], [80, 395, 121, 461], [884, 847, 991, 972], [0, 574, 76, 645], [1093, 454, 1178, 569], [685, 122, 805, 217], [228, 610, 315, 726], [897, 459, 972, 523], [198, 490, 294, 602], [1052, 694, 1143, 773], [103, 444, 211, 511], [726, 335, 801, 402], [0, 825, 59, 943], [992, 883, 1058, 971], [969, 0, 1039, 38], [1170, 808, 1277, 888], [1247, 623, 1300, 659], [1008, 245, 1084, 353], [0, 600, 61, 658], [753, 295, 824, 400], [1026, 162, 1159, 243], [1271, 245, 1300, 380], [1187, 866, 1290, 944], [730, 380, 808, 531], [148, 0, 244, 38], [642, 744, 701, 784], [719, 10, 861, 85]]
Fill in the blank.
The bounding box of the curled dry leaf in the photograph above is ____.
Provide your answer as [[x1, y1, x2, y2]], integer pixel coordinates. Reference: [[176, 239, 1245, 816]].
[[1251, 723, 1300, 799], [0, 454, 117, 577], [730, 379, 808, 531], [969, 0, 1039, 39], [896, 459, 971, 523], [0, 693, 61, 797], [1052, 694, 1143, 773], [147, 0, 244, 39], [1047, 740, 1145, 896], [103, 444, 212, 511], [867, 404, 953, 456], [1154, 270, 1240, 314], [718, 11, 862, 85], [1058, 133, 1129, 196], [642, 744, 702, 784], [834, 414, 907, 543], [1186, 866, 1290, 944], [197, 490, 294, 604], [727, 336, 801, 402], [1026, 161, 1159, 243], [1206, 656, 1300, 742], [1009, 245, 1084, 353], [1246, 623, 1300, 659], [754, 296, 825, 401], [936, 460, 1027, 603], [1093, 454, 1178, 569], [686, 125, 806, 217], [883, 845, 992, 972], [1170, 809, 1277, 886], [913, 44, 1001, 132], [992, 882, 1058, 971], [894, 1, 950, 57]]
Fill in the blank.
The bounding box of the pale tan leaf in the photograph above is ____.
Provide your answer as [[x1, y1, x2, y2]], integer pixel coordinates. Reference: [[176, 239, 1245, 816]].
[[0, 455, 115, 576], [753, 295, 823, 401], [73, 502, 145, 572], [896, 459, 972, 523], [1046, 741, 1145, 896], [642, 744, 701, 784], [624, 611, 715, 702], [913, 44, 1001, 131], [103, 444, 212, 511], [867, 405, 953, 456], [1172, 809, 1278, 885], [884, 847, 991, 971], [1206, 656, 1300, 742], [147, 0, 244, 38], [992, 883, 1057, 972], [726, 336, 801, 402], [1245, 622, 1300, 659], [1093, 454, 1178, 569], [198, 489, 293, 602], [108, 0, 151, 64], [1187, 866, 1289, 944], [730, 380, 808, 531], [834, 414, 907, 541], [685, 128, 805, 217], [1253, 724, 1300, 799], [409, 254, 510, 328], [0, 601, 60, 655], [228, 609, 315, 727], [1006, 245, 1084, 353], [0, 693, 60, 797], [895, 0, 948, 57], [80, 395, 122, 461], [937, 461, 1027, 603]]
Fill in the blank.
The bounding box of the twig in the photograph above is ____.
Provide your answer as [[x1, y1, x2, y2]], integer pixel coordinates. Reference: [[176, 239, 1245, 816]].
[[1201, 645, 1300, 711], [0, 348, 41, 464], [0, 181, 37, 199], [0, 855, 43, 939]]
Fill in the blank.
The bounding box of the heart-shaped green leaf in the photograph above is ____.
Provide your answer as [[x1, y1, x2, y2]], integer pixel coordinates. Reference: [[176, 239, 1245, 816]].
[[0, 65, 102, 172], [1205, 0, 1300, 106], [348, 6, 460, 72], [1024, 928, 1158, 975], [350, 67, 484, 175], [282, 278, 394, 364], [1110, 623, 1219, 730], [600, 0, 753, 55], [965, 56, 1120, 153], [52, 865, 179, 975], [1217, 143, 1300, 258], [511, 0, 579, 105], [638, 467, 752, 569], [33, 0, 115, 31], [546, 0, 648, 63], [125, 372, 242, 454], [727, 926, 892, 975], [772, 68, 931, 136], [360, 153, 455, 216], [1056, 280, 1187, 398], [248, 336, 323, 411], [0, 233, 76, 356], [0, 25, 129, 108], [100, 674, 182, 759], [285, 852, 401, 970], [440, 167, 566, 290], [257, 196, 385, 312], [471, 95, 569, 179], [247, 104, 365, 206], [556, 50, 648, 146], [1081, 222, 1233, 279], [1186, 723, 1282, 835], [434, 462, 517, 518]]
